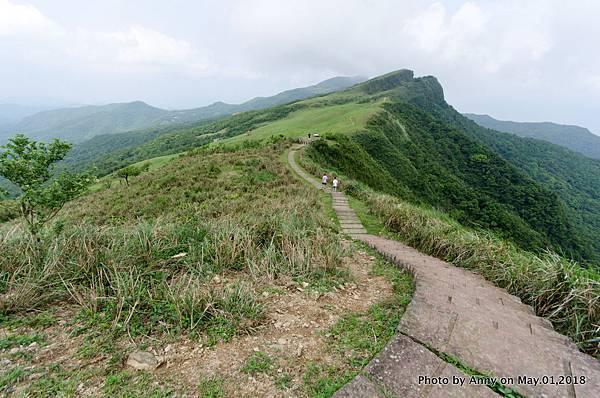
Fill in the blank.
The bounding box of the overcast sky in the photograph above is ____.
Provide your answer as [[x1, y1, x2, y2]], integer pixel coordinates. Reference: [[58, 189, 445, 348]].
[[1, 0, 599, 133]]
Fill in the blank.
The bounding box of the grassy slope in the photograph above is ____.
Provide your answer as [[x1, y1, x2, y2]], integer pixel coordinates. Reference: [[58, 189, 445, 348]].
[[1, 142, 415, 396], [88, 153, 180, 192], [226, 101, 383, 145]]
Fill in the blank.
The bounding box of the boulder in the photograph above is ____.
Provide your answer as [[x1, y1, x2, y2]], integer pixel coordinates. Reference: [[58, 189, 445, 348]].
[[126, 351, 160, 371]]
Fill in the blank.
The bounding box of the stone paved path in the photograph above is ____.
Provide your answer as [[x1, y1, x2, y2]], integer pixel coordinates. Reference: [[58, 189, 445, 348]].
[[288, 146, 600, 397]]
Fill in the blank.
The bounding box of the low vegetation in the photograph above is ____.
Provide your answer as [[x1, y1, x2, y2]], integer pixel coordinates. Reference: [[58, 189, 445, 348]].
[[303, 251, 413, 396], [0, 199, 18, 223]]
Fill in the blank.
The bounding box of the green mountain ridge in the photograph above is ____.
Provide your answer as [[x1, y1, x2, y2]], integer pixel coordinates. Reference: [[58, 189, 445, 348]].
[[398, 81, 600, 263], [455, 117, 600, 261], [3, 69, 599, 266], [90, 70, 600, 263], [464, 113, 600, 160], [307, 73, 590, 261]]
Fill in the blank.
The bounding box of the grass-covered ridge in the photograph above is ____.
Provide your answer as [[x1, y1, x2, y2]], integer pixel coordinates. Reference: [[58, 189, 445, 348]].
[[6, 69, 599, 267], [225, 100, 383, 145], [1, 142, 346, 338]]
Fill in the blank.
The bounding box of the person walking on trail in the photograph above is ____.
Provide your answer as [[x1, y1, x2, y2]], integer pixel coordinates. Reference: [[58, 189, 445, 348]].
[[332, 177, 339, 192], [322, 173, 329, 186]]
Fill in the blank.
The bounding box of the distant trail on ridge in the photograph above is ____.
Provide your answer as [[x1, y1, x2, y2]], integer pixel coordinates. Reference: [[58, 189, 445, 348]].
[[288, 144, 600, 398]]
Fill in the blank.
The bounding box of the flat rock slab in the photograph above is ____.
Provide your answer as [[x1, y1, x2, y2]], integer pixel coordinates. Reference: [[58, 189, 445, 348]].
[[126, 351, 161, 371], [358, 334, 496, 398], [340, 223, 364, 229]]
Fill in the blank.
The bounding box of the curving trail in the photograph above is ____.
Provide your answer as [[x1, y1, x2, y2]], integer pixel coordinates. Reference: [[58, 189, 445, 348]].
[[288, 145, 600, 398]]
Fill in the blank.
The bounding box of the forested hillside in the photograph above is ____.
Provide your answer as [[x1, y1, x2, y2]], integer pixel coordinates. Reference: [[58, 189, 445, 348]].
[[1, 101, 170, 144], [459, 121, 600, 259], [0, 103, 55, 125], [465, 113, 600, 160], [397, 86, 600, 264], [64, 105, 298, 175], [307, 102, 590, 262]]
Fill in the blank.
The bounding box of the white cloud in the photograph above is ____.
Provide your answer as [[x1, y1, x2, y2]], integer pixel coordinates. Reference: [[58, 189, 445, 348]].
[[0, 0, 216, 77], [0, 0, 60, 36], [70, 26, 215, 76], [231, 0, 554, 77]]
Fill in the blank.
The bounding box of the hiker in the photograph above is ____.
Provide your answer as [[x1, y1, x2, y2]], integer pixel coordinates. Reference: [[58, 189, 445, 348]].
[[332, 177, 339, 192], [321, 173, 329, 186], [308, 133, 311, 139]]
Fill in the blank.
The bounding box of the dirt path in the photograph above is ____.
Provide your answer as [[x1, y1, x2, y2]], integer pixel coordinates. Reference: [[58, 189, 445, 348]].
[[288, 145, 600, 398]]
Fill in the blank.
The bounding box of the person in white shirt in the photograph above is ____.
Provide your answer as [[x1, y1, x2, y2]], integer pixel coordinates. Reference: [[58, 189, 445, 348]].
[[322, 174, 329, 186], [332, 177, 339, 192]]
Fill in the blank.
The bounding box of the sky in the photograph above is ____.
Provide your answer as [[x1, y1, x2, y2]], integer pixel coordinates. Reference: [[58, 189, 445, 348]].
[[1, 0, 600, 133]]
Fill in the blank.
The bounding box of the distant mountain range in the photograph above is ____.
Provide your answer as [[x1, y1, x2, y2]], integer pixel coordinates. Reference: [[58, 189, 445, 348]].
[[0, 75, 366, 144], [464, 113, 600, 160]]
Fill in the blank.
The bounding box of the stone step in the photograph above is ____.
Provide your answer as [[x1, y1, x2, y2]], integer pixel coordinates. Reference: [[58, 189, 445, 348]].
[[340, 223, 364, 229], [337, 334, 498, 398], [343, 228, 367, 234]]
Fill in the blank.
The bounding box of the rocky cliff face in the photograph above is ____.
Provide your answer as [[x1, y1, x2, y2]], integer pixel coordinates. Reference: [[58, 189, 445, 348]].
[[360, 69, 415, 94]]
